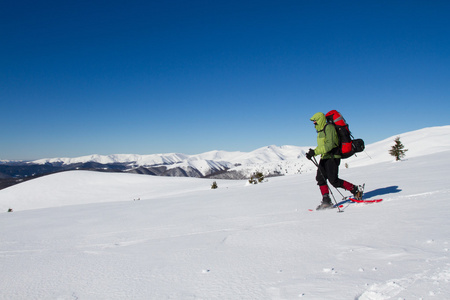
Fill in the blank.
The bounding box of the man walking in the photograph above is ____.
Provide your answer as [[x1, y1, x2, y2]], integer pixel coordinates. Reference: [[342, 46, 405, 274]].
[[306, 112, 362, 210]]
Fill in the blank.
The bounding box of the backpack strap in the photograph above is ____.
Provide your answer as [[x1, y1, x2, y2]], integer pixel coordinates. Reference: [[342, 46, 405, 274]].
[[323, 124, 341, 156]]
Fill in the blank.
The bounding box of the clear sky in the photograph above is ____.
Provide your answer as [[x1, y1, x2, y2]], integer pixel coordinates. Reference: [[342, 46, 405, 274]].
[[1, 0, 449, 160]]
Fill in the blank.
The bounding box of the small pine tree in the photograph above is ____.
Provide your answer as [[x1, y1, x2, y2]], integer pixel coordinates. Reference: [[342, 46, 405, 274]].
[[249, 172, 265, 184], [211, 181, 218, 189], [255, 172, 264, 183], [389, 137, 408, 161]]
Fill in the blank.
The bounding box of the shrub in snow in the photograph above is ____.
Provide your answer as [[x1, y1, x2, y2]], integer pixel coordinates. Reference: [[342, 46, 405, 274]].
[[389, 137, 408, 161], [211, 181, 218, 189], [248, 172, 265, 184]]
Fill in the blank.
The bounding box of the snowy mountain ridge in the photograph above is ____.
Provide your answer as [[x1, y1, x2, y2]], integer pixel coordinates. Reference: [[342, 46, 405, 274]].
[[27, 144, 312, 178], [27, 125, 450, 178], [30, 144, 308, 168]]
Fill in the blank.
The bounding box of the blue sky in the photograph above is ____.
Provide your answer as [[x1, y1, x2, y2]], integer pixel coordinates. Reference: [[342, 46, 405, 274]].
[[1, 0, 449, 160]]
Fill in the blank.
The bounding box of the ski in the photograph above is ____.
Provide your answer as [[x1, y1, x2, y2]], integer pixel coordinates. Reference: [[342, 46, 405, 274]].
[[349, 198, 383, 204]]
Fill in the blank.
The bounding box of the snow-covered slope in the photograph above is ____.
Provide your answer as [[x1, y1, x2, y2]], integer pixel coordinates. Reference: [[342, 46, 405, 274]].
[[1, 126, 450, 299], [2, 125, 449, 213], [26, 145, 313, 178], [344, 125, 450, 168], [27, 125, 450, 179], [30, 145, 307, 167], [32, 153, 190, 166], [1, 152, 450, 298]]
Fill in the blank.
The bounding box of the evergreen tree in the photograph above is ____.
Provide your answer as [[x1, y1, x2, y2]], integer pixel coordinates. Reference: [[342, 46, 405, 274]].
[[249, 172, 265, 184], [389, 137, 408, 161], [255, 172, 264, 182]]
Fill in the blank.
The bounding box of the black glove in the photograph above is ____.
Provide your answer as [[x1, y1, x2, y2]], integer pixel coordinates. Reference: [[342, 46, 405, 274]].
[[306, 148, 315, 160]]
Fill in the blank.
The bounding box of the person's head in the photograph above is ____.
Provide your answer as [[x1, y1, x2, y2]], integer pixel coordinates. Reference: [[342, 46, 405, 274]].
[[310, 112, 327, 132]]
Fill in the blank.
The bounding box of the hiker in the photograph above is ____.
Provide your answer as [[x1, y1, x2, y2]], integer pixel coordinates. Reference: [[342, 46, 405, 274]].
[[306, 112, 362, 210]]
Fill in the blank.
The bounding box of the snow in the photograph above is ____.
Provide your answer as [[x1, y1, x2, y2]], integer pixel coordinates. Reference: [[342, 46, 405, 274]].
[[1, 126, 450, 299], [345, 125, 450, 168], [29, 144, 314, 177], [31, 153, 190, 166], [27, 126, 450, 179]]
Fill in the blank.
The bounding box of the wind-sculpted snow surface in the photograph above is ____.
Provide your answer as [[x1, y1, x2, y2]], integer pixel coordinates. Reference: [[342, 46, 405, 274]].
[[1, 149, 450, 298]]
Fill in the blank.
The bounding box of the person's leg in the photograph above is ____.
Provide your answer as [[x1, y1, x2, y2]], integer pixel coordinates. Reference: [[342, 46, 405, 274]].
[[327, 158, 362, 199], [325, 158, 344, 189], [315, 159, 332, 209]]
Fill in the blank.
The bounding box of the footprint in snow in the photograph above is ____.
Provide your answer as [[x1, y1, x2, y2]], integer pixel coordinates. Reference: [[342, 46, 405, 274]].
[[323, 268, 337, 274]]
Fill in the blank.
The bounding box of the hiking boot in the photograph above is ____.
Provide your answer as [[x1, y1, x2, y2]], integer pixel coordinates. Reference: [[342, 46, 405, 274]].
[[316, 202, 333, 210], [351, 185, 363, 200], [316, 194, 333, 210]]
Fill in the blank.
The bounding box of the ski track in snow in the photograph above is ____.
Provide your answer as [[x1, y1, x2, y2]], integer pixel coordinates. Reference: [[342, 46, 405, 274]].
[[357, 266, 450, 300]]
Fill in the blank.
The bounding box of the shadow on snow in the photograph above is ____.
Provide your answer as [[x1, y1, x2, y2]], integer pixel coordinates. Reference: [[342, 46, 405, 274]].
[[364, 185, 402, 199]]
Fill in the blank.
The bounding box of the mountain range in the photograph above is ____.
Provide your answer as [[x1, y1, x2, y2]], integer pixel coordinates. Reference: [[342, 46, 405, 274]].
[[0, 145, 311, 189], [1, 125, 449, 190]]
